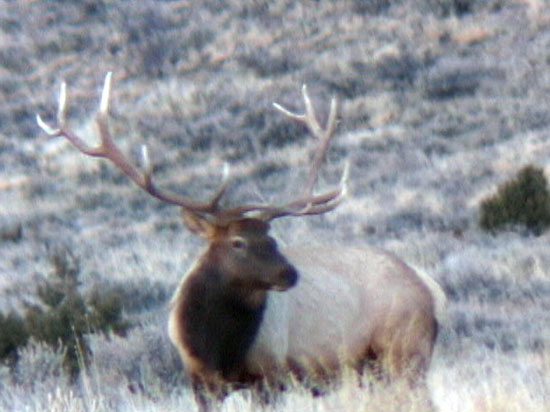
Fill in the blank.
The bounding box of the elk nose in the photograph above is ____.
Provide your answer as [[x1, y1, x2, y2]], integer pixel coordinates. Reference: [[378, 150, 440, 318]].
[[278, 266, 298, 289]]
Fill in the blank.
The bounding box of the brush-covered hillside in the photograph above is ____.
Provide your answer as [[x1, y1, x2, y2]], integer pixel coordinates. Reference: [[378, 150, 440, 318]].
[[1, 1, 550, 411]]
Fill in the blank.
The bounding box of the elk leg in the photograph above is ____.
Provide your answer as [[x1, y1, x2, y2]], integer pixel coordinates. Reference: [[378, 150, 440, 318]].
[[356, 345, 387, 386], [251, 377, 287, 407], [191, 374, 227, 412], [381, 324, 437, 411]]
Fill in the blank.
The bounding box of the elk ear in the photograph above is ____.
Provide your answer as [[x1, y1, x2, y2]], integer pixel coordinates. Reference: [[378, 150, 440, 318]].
[[181, 210, 217, 238]]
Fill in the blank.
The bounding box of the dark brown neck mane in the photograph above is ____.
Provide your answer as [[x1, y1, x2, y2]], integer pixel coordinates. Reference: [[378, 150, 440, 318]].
[[178, 263, 267, 380]]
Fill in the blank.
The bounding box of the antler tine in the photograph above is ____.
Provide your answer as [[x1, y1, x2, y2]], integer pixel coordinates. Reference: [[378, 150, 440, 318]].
[[273, 85, 338, 197], [36, 73, 229, 214], [249, 160, 349, 221], [57, 81, 68, 127], [208, 162, 231, 211]]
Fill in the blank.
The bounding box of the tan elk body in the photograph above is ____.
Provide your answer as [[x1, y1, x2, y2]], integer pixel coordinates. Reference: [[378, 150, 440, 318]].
[[37, 73, 445, 412], [248, 246, 440, 377]]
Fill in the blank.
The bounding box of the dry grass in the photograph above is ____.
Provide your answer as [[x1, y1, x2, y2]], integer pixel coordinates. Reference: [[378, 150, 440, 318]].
[[2, 335, 549, 412], [2, 0, 550, 411]]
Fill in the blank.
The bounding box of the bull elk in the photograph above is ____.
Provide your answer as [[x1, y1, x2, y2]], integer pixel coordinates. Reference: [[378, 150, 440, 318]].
[[37, 73, 446, 411]]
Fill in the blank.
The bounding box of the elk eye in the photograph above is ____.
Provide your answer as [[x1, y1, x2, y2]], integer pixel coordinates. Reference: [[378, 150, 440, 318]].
[[230, 237, 247, 250]]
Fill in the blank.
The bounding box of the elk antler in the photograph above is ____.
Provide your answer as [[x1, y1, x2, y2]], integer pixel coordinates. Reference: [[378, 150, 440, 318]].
[[36, 73, 347, 223], [273, 85, 338, 198], [36, 72, 232, 215], [259, 85, 347, 220]]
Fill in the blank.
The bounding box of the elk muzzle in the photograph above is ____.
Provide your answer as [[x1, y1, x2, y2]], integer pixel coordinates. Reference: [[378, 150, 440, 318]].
[[271, 266, 298, 291]]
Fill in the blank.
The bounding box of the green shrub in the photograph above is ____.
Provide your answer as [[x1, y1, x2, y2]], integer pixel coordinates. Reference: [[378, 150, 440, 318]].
[[480, 165, 550, 236], [0, 312, 29, 366], [0, 247, 131, 381], [25, 292, 90, 380]]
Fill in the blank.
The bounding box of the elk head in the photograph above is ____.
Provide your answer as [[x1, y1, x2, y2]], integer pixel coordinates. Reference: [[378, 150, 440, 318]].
[[183, 216, 299, 298]]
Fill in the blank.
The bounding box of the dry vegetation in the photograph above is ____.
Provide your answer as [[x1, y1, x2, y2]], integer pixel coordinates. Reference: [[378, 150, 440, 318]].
[[2, 0, 550, 411]]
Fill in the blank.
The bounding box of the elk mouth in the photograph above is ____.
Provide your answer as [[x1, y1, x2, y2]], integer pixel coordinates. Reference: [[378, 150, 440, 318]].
[[271, 267, 298, 291]]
